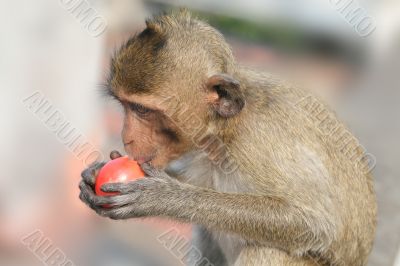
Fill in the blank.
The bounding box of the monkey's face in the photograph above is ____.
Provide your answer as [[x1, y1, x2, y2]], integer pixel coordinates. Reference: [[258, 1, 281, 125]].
[[109, 76, 245, 169], [107, 66, 246, 170], [110, 89, 197, 169]]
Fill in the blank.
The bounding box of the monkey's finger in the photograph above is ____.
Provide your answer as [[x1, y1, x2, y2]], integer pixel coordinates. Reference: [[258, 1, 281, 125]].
[[107, 193, 141, 208], [79, 180, 102, 205], [79, 181, 119, 206], [140, 162, 169, 179], [81, 167, 96, 186], [79, 190, 136, 209], [110, 150, 122, 160], [79, 190, 101, 211], [79, 180, 94, 193], [79, 189, 92, 207], [101, 181, 139, 194], [96, 205, 141, 220], [79, 181, 98, 209], [81, 162, 105, 186]]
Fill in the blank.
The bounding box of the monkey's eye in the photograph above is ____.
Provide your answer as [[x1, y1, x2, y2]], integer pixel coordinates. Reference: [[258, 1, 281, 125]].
[[128, 102, 152, 117]]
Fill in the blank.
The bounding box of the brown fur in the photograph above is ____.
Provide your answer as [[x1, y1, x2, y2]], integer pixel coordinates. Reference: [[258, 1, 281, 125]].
[[83, 10, 376, 265]]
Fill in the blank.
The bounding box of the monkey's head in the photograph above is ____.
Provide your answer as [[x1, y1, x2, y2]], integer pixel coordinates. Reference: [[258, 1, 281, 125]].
[[107, 11, 245, 168]]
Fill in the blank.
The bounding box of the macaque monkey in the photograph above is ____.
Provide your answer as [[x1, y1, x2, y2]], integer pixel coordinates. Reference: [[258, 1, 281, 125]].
[[79, 10, 376, 266]]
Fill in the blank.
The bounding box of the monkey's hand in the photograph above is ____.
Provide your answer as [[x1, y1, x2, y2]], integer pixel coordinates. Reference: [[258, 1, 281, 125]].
[[79, 150, 123, 210], [79, 163, 183, 220]]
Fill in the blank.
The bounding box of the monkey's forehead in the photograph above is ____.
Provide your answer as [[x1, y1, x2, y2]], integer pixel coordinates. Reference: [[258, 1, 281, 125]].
[[109, 51, 171, 95], [107, 21, 173, 93]]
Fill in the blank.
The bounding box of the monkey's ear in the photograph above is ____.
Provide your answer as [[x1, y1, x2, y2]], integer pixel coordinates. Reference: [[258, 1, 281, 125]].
[[206, 74, 245, 118]]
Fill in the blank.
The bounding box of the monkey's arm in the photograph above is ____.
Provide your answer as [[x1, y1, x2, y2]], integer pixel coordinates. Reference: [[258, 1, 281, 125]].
[[79, 163, 334, 255]]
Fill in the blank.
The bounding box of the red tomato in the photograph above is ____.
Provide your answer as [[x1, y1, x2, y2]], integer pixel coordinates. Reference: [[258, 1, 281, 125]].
[[95, 156, 145, 196]]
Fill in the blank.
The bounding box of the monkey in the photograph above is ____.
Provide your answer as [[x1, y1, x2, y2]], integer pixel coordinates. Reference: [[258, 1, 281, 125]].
[[79, 10, 377, 266]]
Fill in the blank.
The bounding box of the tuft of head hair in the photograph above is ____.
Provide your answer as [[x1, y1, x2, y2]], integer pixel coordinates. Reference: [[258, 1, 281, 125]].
[[145, 8, 195, 32]]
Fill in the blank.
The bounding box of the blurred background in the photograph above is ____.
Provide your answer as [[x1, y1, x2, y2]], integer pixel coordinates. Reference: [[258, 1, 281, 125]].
[[1, 0, 399, 265]]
